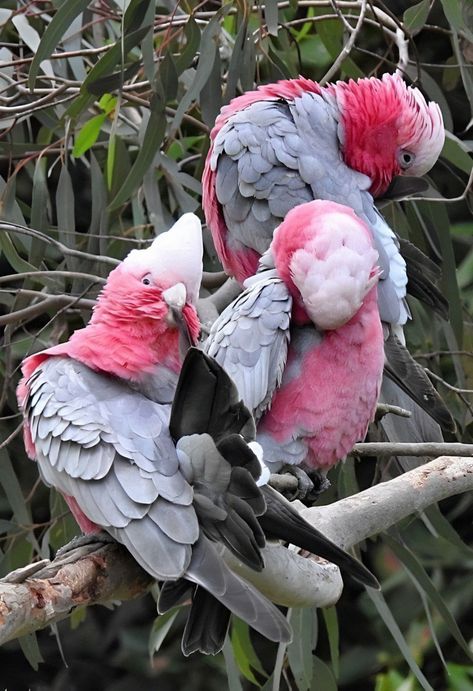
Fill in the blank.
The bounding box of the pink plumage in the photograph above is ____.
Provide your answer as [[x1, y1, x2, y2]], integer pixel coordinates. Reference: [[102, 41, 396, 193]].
[[262, 201, 384, 470], [18, 215, 203, 533], [205, 200, 385, 474]]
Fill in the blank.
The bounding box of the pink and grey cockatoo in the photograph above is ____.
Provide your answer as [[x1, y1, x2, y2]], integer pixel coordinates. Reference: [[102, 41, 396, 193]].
[[17, 213, 377, 656], [203, 71, 454, 442], [204, 200, 385, 485]]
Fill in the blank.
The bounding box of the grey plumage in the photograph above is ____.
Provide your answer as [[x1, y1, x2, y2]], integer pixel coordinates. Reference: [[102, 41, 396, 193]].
[[25, 355, 292, 653], [204, 274, 292, 421]]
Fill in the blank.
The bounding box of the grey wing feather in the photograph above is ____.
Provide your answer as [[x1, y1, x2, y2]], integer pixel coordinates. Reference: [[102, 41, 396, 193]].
[[185, 537, 292, 645], [203, 275, 292, 420], [27, 357, 197, 580], [213, 92, 408, 327]]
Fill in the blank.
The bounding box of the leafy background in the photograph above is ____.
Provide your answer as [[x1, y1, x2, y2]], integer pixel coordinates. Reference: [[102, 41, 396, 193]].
[[0, 0, 472, 689]]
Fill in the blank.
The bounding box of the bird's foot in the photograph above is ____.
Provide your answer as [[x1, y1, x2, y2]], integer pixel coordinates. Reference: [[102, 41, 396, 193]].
[[269, 466, 330, 503]]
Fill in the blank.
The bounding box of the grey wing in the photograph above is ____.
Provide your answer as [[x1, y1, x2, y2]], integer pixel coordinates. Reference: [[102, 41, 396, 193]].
[[26, 357, 198, 580], [203, 274, 292, 421], [212, 92, 408, 327], [211, 100, 314, 254]]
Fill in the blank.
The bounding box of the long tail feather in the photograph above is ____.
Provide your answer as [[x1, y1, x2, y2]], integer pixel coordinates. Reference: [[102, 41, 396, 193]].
[[260, 486, 379, 589], [384, 333, 455, 432]]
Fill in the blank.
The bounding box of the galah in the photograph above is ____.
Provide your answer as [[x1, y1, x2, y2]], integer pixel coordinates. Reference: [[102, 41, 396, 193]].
[[205, 200, 386, 483], [17, 213, 377, 656], [203, 71, 454, 436]]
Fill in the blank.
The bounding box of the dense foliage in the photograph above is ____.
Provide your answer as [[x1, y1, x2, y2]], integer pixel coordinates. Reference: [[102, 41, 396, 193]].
[[0, 0, 472, 689]]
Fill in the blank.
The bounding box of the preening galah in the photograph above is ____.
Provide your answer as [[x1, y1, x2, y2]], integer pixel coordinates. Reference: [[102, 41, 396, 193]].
[[205, 200, 385, 481], [18, 213, 377, 656], [203, 71, 454, 437]]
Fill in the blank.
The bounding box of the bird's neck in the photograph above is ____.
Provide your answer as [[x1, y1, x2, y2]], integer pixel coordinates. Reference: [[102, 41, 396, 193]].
[[67, 317, 184, 381]]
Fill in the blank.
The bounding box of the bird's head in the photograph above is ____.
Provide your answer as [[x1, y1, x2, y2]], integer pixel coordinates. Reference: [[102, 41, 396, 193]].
[[272, 200, 380, 330], [334, 72, 444, 196], [92, 213, 203, 345]]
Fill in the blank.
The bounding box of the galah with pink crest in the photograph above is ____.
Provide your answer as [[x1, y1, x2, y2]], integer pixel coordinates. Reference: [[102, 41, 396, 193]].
[[17, 213, 378, 656], [204, 200, 386, 489], [203, 71, 454, 447]]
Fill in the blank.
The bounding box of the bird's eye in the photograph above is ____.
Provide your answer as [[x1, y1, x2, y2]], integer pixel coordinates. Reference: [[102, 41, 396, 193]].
[[141, 274, 152, 286], [399, 150, 415, 169]]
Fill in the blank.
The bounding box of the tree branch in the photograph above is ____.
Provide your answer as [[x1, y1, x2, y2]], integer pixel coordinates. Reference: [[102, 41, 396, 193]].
[[1, 455, 472, 643]]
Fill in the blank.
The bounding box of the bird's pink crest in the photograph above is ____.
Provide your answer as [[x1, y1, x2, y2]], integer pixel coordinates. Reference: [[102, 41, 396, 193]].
[[333, 72, 444, 196]]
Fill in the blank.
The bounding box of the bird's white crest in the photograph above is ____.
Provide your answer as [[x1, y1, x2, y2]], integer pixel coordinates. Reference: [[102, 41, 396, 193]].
[[123, 213, 203, 306]]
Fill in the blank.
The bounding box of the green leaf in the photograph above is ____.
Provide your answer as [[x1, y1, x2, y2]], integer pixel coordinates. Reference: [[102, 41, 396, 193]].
[[28, 0, 91, 90], [174, 17, 201, 74], [170, 6, 231, 133], [440, 0, 473, 42], [442, 133, 473, 175], [231, 619, 268, 685], [263, 0, 279, 36], [67, 25, 151, 119], [415, 201, 463, 345], [0, 449, 33, 527], [403, 0, 431, 34], [222, 636, 244, 691], [148, 610, 179, 657], [18, 632, 44, 670], [385, 535, 473, 662], [72, 113, 107, 157], [287, 607, 316, 691], [365, 589, 434, 691], [322, 607, 339, 679], [108, 95, 166, 210], [312, 657, 338, 691]]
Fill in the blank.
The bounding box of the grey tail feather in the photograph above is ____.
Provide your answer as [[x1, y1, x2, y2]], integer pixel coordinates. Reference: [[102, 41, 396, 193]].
[[158, 579, 193, 612], [260, 486, 379, 590], [186, 538, 292, 646], [159, 580, 231, 656], [398, 237, 449, 320], [181, 587, 231, 656], [384, 333, 456, 433], [378, 378, 444, 474], [170, 347, 255, 444]]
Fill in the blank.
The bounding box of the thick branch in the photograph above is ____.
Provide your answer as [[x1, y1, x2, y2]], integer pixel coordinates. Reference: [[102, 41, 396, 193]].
[[299, 456, 473, 550], [0, 542, 152, 645], [1, 456, 472, 643]]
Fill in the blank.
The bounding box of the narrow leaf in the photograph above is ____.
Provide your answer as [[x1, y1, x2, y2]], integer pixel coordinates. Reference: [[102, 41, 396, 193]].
[[28, 0, 91, 89], [18, 633, 44, 671], [366, 589, 434, 691], [385, 535, 473, 661], [287, 607, 315, 691], [148, 610, 179, 657], [108, 96, 166, 210], [72, 113, 107, 158], [231, 619, 268, 684], [322, 607, 339, 679], [403, 0, 431, 34], [223, 636, 244, 691]]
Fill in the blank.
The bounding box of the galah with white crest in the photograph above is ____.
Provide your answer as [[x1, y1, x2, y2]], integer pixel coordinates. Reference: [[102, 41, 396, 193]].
[[18, 213, 377, 656]]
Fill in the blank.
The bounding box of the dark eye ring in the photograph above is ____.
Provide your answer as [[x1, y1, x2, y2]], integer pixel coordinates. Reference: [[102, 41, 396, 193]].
[[142, 277, 151, 285]]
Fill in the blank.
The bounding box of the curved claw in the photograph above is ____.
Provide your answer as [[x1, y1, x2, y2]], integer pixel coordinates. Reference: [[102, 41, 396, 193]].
[[269, 466, 330, 503]]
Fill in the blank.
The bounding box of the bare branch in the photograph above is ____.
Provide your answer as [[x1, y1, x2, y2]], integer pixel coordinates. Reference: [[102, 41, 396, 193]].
[[0, 542, 152, 646], [351, 442, 473, 458], [1, 455, 473, 643]]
